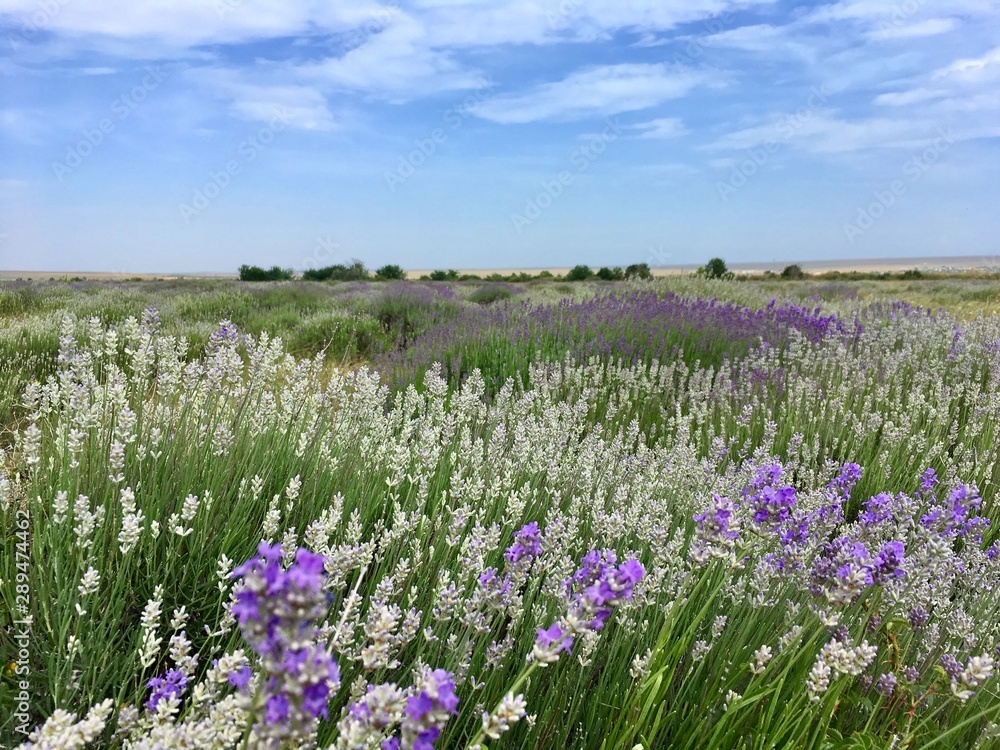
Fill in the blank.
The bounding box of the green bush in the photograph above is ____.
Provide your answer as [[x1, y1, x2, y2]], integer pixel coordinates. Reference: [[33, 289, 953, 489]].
[[469, 284, 517, 306], [375, 264, 406, 281], [625, 263, 652, 280], [698, 258, 733, 280], [302, 260, 369, 282], [238, 265, 294, 281], [566, 265, 593, 281], [596, 267, 625, 281], [781, 264, 806, 280]]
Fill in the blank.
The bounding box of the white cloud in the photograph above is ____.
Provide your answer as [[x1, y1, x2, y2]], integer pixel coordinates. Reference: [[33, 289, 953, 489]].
[[875, 46, 1000, 116], [702, 23, 819, 62], [710, 111, 972, 154], [868, 17, 958, 40], [0, 0, 375, 47], [469, 64, 716, 123], [195, 69, 337, 130], [631, 117, 687, 138], [934, 45, 1000, 80], [300, 14, 482, 100]]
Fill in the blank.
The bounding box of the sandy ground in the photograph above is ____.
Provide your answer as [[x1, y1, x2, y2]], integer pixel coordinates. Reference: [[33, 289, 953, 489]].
[[2, 256, 998, 281]]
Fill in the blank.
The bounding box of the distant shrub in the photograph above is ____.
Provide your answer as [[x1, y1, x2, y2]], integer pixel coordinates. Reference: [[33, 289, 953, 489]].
[[375, 264, 406, 280], [367, 282, 461, 349], [698, 258, 733, 280], [429, 269, 459, 281], [625, 263, 652, 280], [238, 265, 294, 281], [596, 267, 625, 281], [781, 264, 806, 279], [901, 268, 925, 280], [566, 265, 593, 281], [302, 260, 369, 282], [469, 283, 518, 306]]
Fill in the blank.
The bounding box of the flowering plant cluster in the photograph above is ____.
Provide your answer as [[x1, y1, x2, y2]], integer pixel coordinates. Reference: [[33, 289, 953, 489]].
[[6, 293, 1000, 750]]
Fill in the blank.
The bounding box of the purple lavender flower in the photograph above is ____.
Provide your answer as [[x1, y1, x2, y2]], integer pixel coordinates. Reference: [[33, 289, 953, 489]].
[[691, 495, 740, 563], [908, 606, 929, 631], [536, 554, 644, 662], [571, 553, 644, 629], [749, 485, 797, 527], [535, 623, 574, 653], [875, 672, 897, 697], [207, 318, 241, 353], [903, 666, 920, 683], [230, 543, 341, 745], [940, 653, 963, 680], [872, 541, 906, 584], [505, 522, 542, 564], [396, 669, 459, 750], [860, 493, 894, 526], [745, 464, 783, 494], [828, 463, 862, 498], [919, 468, 938, 494], [228, 665, 252, 690], [145, 669, 187, 712], [921, 484, 990, 540], [478, 568, 512, 605]]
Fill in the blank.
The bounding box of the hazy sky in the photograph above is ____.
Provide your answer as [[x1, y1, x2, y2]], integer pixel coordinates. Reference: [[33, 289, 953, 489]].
[[1, 0, 999, 273]]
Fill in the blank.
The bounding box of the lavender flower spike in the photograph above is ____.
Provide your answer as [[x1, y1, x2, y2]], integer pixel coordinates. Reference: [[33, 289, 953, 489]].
[[230, 543, 341, 747]]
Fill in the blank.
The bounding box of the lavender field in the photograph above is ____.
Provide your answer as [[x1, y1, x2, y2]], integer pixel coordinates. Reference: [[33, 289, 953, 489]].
[[2, 277, 1000, 749]]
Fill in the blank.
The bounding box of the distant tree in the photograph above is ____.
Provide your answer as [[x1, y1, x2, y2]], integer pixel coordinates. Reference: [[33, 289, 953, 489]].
[[239, 264, 294, 281], [375, 264, 406, 280], [429, 269, 459, 281], [302, 267, 333, 281], [698, 258, 732, 280], [566, 265, 593, 281], [624, 263, 652, 280], [303, 260, 370, 282], [596, 266, 625, 281], [537, 270, 554, 278], [781, 264, 805, 279], [239, 264, 265, 281], [344, 259, 370, 280], [900, 268, 924, 280]]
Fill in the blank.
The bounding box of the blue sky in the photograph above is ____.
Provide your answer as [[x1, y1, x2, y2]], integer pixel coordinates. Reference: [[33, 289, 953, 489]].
[[1, 0, 998, 273]]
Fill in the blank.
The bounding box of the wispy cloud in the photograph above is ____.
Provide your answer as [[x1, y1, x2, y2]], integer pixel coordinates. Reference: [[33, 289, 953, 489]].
[[469, 64, 716, 124], [630, 117, 687, 139]]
